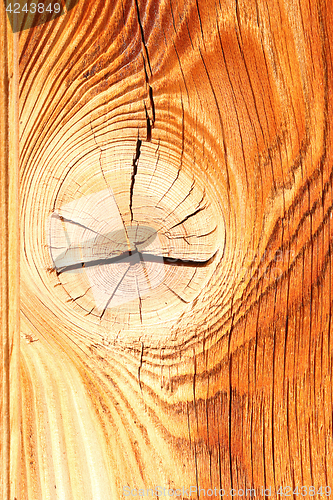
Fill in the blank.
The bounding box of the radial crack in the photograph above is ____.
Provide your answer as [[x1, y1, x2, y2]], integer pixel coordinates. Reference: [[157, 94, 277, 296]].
[[148, 86, 155, 124], [52, 214, 113, 240], [138, 342, 144, 392], [169, 206, 206, 230], [129, 139, 142, 222], [54, 248, 218, 274], [135, 0, 152, 77], [144, 102, 152, 142], [165, 284, 190, 303], [100, 266, 131, 320], [90, 118, 132, 248], [162, 250, 218, 267]]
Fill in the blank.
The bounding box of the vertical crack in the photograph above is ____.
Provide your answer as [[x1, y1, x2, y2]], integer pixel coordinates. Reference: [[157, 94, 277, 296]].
[[142, 52, 149, 84], [144, 102, 152, 142], [148, 85, 155, 125], [129, 139, 142, 222], [135, 0, 152, 77], [135, 0, 156, 140]]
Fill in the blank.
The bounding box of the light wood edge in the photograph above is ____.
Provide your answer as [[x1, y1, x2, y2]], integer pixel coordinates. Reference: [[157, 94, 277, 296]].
[[0, 5, 20, 499]]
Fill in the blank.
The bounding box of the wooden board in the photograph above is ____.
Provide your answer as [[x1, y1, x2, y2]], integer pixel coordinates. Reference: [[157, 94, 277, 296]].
[[1, 0, 333, 498]]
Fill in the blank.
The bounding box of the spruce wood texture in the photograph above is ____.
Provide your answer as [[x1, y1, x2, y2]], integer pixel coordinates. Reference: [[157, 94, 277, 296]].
[[14, 0, 333, 498]]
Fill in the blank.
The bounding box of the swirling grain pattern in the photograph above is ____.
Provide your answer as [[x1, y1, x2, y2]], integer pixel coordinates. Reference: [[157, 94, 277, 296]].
[[4, 0, 333, 498]]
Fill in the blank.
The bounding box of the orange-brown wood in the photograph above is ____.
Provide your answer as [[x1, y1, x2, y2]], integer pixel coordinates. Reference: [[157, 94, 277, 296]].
[[2, 0, 333, 498]]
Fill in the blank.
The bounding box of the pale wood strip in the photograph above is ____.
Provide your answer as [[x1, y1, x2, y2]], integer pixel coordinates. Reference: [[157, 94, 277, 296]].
[[0, 5, 20, 500]]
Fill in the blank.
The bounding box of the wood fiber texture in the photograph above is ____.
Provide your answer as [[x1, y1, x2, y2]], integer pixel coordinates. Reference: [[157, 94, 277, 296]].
[[0, 3, 20, 499], [2, 0, 333, 498]]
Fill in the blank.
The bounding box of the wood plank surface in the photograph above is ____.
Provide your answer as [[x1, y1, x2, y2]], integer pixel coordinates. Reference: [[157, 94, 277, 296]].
[[0, 3, 20, 499], [3, 0, 333, 498]]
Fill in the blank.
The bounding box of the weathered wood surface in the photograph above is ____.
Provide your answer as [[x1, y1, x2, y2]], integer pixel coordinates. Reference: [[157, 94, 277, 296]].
[[6, 0, 333, 498], [0, 3, 20, 500]]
